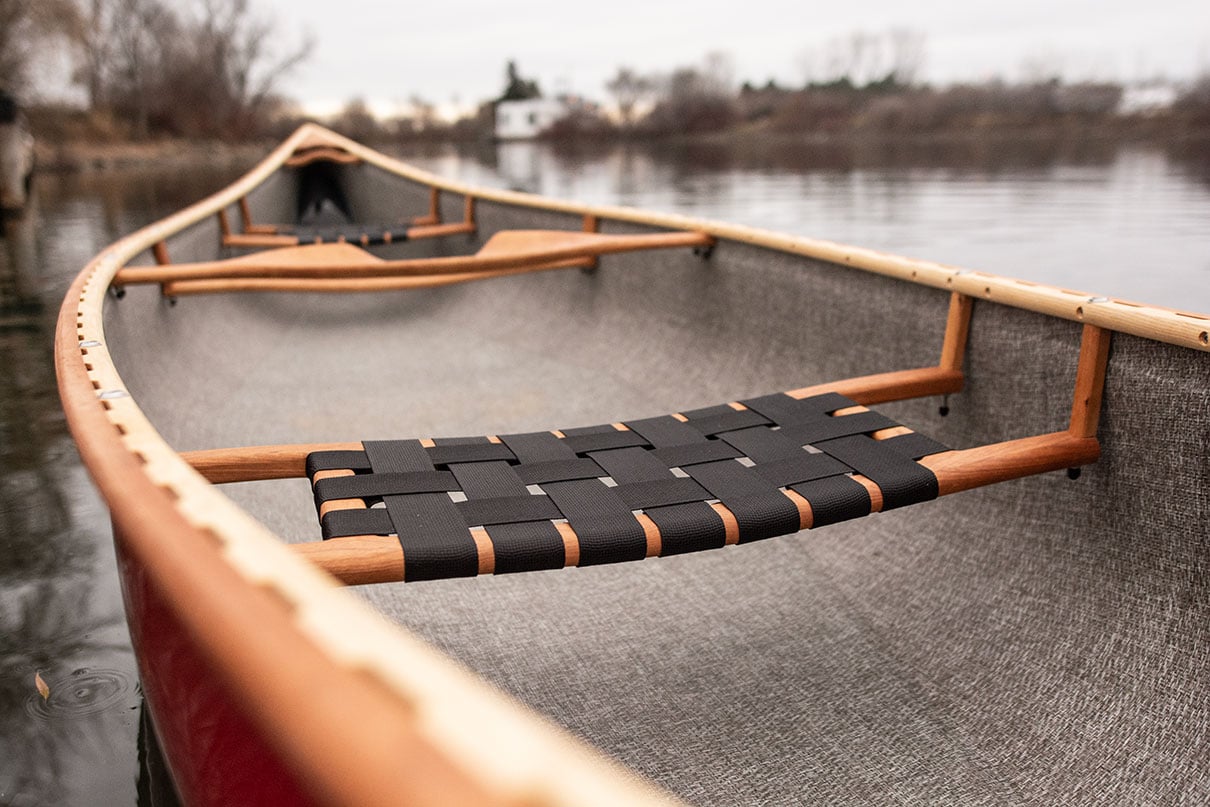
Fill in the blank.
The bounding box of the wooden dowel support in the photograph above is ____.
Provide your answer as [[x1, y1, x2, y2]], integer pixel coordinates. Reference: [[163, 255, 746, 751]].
[[1069, 324, 1111, 439], [152, 241, 170, 265], [940, 292, 973, 372]]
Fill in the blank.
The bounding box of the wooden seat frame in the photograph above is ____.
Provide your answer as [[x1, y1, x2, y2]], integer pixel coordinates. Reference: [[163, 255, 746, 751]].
[[180, 293, 1110, 587]]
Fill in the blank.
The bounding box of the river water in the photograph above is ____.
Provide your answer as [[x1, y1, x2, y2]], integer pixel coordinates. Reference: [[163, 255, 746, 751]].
[[0, 139, 1207, 805]]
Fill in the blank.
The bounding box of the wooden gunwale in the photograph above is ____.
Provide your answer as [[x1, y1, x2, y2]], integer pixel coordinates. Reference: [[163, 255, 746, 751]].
[[55, 124, 684, 806], [52, 122, 1201, 806]]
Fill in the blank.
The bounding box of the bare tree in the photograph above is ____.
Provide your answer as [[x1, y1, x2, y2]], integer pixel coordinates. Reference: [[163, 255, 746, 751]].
[[108, 0, 177, 137], [0, 0, 80, 93], [605, 67, 653, 126], [888, 28, 926, 86], [190, 0, 314, 136]]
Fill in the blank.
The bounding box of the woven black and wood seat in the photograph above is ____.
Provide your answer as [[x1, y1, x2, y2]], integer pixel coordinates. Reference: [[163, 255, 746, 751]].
[[182, 297, 1110, 587], [306, 392, 950, 581]]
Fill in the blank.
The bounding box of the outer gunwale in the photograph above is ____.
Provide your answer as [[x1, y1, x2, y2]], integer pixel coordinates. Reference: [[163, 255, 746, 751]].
[[54, 123, 1208, 806]]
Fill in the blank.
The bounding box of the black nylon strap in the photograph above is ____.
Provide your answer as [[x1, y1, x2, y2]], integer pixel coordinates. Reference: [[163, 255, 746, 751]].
[[306, 392, 948, 581], [364, 440, 479, 581]]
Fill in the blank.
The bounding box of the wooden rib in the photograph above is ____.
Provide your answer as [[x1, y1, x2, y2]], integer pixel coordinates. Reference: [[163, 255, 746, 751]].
[[217, 208, 232, 237], [464, 194, 476, 227], [152, 241, 170, 265], [162, 258, 596, 297], [788, 366, 964, 405], [116, 230, 714, 286], [940, 292, 974, 371], [1069, 324, 1111, 439]]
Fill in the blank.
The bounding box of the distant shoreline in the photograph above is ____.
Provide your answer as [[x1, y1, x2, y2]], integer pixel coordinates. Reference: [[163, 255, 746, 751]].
[[30, 124, 1209, 174]]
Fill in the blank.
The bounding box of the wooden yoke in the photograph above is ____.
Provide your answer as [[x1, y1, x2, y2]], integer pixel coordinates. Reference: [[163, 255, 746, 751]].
[[112, 228, 716, 295]]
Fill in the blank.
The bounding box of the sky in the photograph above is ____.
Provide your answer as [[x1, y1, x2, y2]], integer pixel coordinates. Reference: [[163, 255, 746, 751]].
[[46, 0, 1210, 116]]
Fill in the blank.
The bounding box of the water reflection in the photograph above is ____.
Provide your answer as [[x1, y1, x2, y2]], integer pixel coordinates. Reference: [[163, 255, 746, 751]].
[[0, 163, 245, 805], [398, 137, 1210, 314]]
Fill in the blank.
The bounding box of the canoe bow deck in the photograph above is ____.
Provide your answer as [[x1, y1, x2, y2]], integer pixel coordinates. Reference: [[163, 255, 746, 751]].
[[57, 125, 1210, 806]]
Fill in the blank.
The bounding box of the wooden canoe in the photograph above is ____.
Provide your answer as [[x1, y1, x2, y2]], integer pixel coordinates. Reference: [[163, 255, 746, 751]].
[[56, 124, 1209, 806]]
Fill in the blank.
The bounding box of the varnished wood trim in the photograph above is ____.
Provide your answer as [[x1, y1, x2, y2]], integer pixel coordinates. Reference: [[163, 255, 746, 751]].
[[1069, 324, 1112, 439], [117, 230, 716, 286], [406, 221, 476, 239], [223, 233, 300, 248], [922, 432, 1100, 495], [940, 292, 973, 372], [161, 258, 597, 298], [293, 432, 1099, 586], [309, 126, 1207, 351], [284, 146, 361, 168], [787, 366, 964, 405]]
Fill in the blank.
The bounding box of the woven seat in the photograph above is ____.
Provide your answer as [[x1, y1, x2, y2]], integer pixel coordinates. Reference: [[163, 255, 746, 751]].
[[306, 392, 950, 582], [181, 295, 1109, 587]]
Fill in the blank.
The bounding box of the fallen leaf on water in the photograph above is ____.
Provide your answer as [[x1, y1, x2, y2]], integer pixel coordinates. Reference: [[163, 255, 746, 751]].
[[35, 671, 50, 701]]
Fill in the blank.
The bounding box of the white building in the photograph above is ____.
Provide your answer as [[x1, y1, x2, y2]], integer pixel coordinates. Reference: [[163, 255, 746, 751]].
[[495, 98, 568, 140]]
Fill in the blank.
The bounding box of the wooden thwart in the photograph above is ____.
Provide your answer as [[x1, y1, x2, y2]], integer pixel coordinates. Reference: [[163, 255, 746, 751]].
[[114, 229, 715, 291]]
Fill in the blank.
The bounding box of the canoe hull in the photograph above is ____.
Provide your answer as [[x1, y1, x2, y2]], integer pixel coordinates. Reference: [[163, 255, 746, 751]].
[[58, 126, 1210, 805], [115, 529, 315, 806]]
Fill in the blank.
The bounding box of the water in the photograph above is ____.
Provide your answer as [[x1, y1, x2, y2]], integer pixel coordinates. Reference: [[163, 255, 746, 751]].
[[1, 139, 1207, 805]]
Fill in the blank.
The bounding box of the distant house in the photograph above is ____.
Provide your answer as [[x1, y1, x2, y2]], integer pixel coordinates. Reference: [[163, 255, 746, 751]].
[[495, 98, 568, 140], [1117, 83, 1179, 116]]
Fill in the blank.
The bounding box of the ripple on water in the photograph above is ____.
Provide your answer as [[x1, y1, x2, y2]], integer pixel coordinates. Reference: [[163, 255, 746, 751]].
[[24, 667, 136, 721]]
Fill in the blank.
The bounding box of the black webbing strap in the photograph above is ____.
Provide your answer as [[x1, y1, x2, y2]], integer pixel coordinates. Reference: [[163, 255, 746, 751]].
[[306, 392, 947, 581]]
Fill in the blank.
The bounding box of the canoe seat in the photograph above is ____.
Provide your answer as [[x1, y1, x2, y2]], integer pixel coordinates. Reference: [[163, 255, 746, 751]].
[[306, 391, 950, 581], [180, 299, 1108, 587]]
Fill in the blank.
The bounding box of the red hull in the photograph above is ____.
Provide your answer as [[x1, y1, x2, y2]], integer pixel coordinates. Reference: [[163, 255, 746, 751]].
[[116, 534, 319, 807]]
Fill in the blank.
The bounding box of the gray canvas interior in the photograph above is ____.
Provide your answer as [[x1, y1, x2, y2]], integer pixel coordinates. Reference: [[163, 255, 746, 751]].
[[103, 162, 1209, 805]]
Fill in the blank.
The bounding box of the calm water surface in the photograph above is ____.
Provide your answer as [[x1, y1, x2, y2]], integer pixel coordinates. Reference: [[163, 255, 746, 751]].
[[0, 140, 1207, 805]]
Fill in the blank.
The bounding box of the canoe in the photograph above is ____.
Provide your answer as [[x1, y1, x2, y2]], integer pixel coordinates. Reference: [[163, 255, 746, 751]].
[[56, 124, 1209, 806]]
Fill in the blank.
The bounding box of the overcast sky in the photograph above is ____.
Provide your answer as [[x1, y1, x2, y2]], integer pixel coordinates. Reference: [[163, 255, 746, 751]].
[[258, 0, 1207, 116]]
